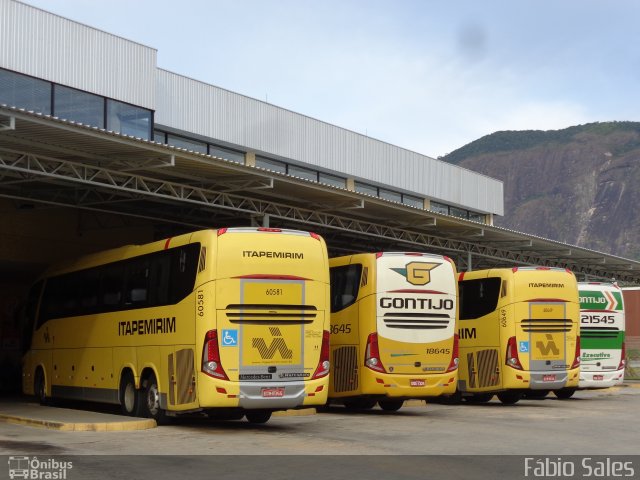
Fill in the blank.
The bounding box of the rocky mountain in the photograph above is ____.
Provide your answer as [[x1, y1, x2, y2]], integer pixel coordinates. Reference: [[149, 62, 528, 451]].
[[443, 122, 640, 260]]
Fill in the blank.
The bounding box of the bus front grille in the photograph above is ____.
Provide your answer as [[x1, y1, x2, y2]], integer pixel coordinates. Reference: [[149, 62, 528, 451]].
[[581, 327, 621, 339], [521, 318, 573, 332], [383, 312, 450, 329], [333, 346, 358, 393], [225, 304, 317, 324]]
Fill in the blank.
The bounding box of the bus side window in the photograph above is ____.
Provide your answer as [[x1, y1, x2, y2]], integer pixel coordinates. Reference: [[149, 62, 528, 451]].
[[125, 259, 149, 307], [169, 244, 200, 304], [330, 264, 362, 313], [101, 264, 124, 308], [24, 281, 43, 348], [149, 251, 171, 307], [459, 277, 502, 320]]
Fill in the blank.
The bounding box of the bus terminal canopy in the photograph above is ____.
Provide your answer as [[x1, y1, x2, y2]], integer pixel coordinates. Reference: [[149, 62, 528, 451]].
[[1, 105, 639, 284]]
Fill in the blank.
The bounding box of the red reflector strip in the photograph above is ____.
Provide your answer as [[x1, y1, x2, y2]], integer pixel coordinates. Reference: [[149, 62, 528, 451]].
[[458, 272, 466, 281], [216, 387, 227, 394], [525, 298, 567, 303], [388, 289, 446, 294], [376, 378, 384, 384], [233, 274, 310, 280], [164, 238, 172, 249]]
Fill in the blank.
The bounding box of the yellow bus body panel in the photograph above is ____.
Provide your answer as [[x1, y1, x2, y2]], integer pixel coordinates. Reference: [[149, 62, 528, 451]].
[[458, 267, 580, 395], [23, 228, 330, 413], [328, 253, 458, 402]]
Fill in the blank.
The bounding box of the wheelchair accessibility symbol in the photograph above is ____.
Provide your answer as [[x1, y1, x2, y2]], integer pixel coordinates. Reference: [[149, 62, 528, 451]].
[[222, 329, 238, 346], [519, 341, 529, 353]]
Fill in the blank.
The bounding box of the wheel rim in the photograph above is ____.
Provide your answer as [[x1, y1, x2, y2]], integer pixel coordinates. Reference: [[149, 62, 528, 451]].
[[123, 382, 136, 413], [147, 383, 160, 416]]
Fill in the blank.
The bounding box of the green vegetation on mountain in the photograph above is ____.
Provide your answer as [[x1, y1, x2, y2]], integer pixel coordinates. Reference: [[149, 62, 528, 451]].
[[445, 121, 640, 164], [443, 122, 640, 260]]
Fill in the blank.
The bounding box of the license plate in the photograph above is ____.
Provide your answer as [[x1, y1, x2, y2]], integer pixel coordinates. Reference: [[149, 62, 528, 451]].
[[261, 387, 285, 398], [593, 375, 604, 381], [542, 374, 556, 382], [410, 379, 426, 387]]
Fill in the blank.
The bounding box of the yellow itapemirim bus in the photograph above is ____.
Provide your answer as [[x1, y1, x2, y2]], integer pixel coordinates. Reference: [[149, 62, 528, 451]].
[[457, 267, 580, 404], [22, 227, 331, 424], [328, 252, 459, 411]]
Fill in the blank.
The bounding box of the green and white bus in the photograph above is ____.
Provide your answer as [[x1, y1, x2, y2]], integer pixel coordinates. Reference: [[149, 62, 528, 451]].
[[578, 282, 626, 389]]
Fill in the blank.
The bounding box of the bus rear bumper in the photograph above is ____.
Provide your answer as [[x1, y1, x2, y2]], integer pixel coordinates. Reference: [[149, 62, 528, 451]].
[[198, 376, 328, 410], [359, 370, 457, 398], [579, 370, 625, 389]]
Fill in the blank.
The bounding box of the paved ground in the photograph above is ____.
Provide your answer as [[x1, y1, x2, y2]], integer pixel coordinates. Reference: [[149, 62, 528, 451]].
[[1, 386, 639, 479], [1, 384, 639, 456]]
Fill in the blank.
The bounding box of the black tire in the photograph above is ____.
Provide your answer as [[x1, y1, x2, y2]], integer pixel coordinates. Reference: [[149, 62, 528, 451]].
[[497, 391, 521, 405], [119, 371, 140, 417], [553, 388, 576, 400], [524, 390, 549, 399], [34, 368, 49, 406], [344, 398, 377, 410], [139, 372, 169, 424], [245, 410, 272, 424], [465, 393, 494, 404], [378, 399, 404, 412], [438, 390, 462, 405]]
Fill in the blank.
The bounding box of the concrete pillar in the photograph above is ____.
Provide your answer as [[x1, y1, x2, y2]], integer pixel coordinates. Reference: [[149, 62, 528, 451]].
[[245, 152, 256, 167]]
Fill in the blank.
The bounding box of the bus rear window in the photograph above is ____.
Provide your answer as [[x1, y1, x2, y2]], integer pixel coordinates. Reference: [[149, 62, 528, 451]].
[[459, 277, 502, 320]]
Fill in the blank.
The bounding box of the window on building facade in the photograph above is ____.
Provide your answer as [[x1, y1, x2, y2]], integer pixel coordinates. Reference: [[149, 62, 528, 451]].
[[288, 165, 318, 182], [379, 188, 402, 203], [255, 156, 287, 174], [468, 212, 486, 223], [0, 68, 51, 114], [319, 172, 346, 188], [430, 201, 449, 215], [208, 144, 244, 163], [402, 194, 423, 208], [153, 130, 167, 144], [354, 182, 378, 197], [166, 134, 207, 153], [106, 99, 152, 140], [54, 85, 104, 127], [449, 206, 468, 219]]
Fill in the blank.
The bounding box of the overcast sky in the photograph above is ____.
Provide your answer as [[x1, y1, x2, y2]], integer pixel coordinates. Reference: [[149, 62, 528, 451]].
[[22, 0, 640, 158]]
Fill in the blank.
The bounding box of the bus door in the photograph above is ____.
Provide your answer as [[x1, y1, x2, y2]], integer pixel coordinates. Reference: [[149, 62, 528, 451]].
[[459, 276, 502, 393]]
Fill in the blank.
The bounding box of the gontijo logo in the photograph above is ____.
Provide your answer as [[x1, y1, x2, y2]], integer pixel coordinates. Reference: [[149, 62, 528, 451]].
[[391, 261, 440, 286]]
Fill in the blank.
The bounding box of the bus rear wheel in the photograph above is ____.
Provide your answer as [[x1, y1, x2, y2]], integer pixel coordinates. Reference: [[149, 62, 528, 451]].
[[465, 393, 494, 404], [140, 372, 168, 424], [119, 372, 140, 417], [497, 391, 521, 405], [34, 368, 49, 406], [378, 399, 404, 412], [246, 410, 272, 424], [525, 390, 549, 399], [344, 398, 377, 410], [553, 388, 576, 400]]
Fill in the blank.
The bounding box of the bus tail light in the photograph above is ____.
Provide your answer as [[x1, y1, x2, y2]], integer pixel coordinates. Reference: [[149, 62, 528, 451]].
[[365, 332, 386, 373], [617, 342, 626, 370], [571, 336, 581, 370], [312, 330, 331, 379], [506, 336, 523, 370], [202, 330, 228, 380], [217, 228, 228, 236], [446, 334, 459, 372]]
